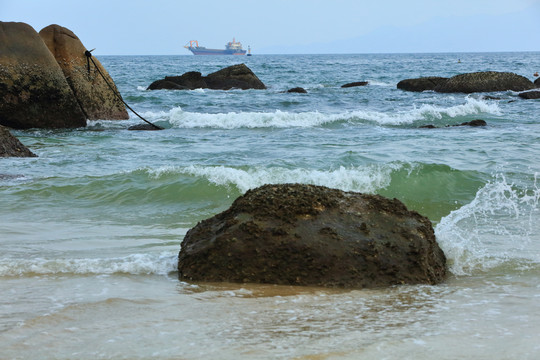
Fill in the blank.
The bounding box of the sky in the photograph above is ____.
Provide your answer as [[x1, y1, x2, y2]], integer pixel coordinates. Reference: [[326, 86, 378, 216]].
[[2, 0, 540, 55]]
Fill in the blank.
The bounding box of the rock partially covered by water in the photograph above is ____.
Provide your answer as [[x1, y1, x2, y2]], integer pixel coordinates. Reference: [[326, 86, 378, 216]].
[[397, 77, 448, 92], [341, 81, 368, 88], [434, 71, 535, 93], [0, 125, 37, 157], [39, 24, 129, 120], [148, 64, 266, 90], [0, 21, 86, 129], [178, 184, 447, 288], [518, 90, 540, 99], [286, 87, 307, 93]]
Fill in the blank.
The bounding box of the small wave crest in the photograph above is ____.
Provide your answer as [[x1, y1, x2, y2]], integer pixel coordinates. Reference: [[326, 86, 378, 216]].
[[436, 173, 540, 275], [0, 252, 178, 277]]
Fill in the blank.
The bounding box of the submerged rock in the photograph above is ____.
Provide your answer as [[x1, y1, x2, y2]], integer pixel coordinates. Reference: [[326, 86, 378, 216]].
[[518, 91, 540, 99], [127, 123, 162, 130], [341, 81, 368, 88], [148, 64, 266, 90], [178, 184, 447, 288], [39, 24, 129, 120], [0, 125, 37, 157], [0, 21, 86, 129], [434, 71, 534, 93], [397, 77, 448, 92], [458, 119, 487, 127], [419, 119, 487, 129], [286, 87, 307, 93]]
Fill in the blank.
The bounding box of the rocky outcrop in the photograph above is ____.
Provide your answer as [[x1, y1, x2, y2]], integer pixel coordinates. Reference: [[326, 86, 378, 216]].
[[178, 184, 447, 288], [286, 87, 307, 93], [434, 71, 535, 93], [397, 77, 448, 92], [518, 91, 540, 99], [0, 125, 37, 157], [535, 77, 540, 88], [147, 64, 266, 90], [39, 24, 128, 120], [341, 81, 368, 88], [0, 21, 86, 129]]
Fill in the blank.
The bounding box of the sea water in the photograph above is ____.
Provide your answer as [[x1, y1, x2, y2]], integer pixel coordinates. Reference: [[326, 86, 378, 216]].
[[1, 52, 540, 359]]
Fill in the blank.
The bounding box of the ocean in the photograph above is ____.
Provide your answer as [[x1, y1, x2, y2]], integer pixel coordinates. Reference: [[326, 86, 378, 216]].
[[1, 52, 540, 359]]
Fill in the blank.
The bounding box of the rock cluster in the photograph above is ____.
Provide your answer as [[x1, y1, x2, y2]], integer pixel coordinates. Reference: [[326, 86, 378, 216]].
[[178, 183, 447, 288], [0, 21, 127, 129], [147, 64, 266, 90]]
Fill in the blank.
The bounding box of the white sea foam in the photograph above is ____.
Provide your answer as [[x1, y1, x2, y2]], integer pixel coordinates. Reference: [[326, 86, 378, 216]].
[[436, 173, 540, 275], [148, 98, 501, 129], [147, 164, 396, 194], [0, 252, 178, 277]]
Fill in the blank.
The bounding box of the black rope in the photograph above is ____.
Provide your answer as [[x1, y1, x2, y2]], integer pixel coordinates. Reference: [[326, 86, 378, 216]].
[[84, 50, 163, 130]]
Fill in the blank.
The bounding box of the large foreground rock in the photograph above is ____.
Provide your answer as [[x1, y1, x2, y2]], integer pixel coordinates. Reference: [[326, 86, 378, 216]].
[[0, 22, 86, 129], [434, 71, 535, 93], [178, 184, 447, 288], [39, 25, 129, 120], [148, 64, 266, 90], [397, 76, 448, 92], [0, 125, 37, 157]]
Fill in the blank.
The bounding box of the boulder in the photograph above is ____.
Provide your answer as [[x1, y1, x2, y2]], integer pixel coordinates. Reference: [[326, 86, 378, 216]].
[[341, 81, 369, 88], [518, 90, 540, 99], [434, 71, 535, 93], [39, 24, 129, 120], [0, 21, 86, 129], [0, 125, 37, 157], [178, 184, 447, 288], [397, 77, 448, 92], [147, 72, 206, 90], [205, 64, 266, 90], [534, 77, 540, 88], [286, 87, 307, 93], [148, 64, 266, 90]]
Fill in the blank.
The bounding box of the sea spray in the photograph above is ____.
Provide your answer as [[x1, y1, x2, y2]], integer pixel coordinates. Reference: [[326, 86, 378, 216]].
[[436, 173, 540, 275]]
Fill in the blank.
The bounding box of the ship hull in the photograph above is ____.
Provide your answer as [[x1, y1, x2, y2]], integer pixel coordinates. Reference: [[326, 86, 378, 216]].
[[188, 47, 246, 56]]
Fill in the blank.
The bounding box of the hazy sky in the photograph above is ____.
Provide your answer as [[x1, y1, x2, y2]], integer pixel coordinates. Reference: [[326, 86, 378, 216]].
[[2, 0, 540, 55]]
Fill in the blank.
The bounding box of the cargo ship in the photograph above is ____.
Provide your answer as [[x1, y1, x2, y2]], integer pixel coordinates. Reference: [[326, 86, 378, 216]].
[[184, 38, 247, 56]]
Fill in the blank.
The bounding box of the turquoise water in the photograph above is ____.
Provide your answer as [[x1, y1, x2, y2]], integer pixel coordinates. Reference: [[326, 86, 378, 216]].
[[1, 52, 540, 359]]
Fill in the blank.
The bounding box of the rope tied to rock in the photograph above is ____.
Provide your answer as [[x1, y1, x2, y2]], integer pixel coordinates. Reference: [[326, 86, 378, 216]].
[[84, 49, 163, 130]]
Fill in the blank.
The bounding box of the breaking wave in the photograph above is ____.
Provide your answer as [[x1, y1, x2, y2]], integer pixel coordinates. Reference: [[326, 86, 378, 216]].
[[125, 97, 501, 129]]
